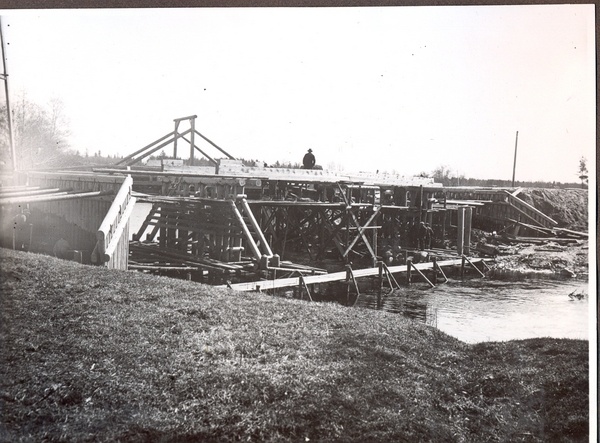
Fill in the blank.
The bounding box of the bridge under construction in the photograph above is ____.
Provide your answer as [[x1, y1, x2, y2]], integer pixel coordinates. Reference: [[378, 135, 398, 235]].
[[1, 115, 561, 297]]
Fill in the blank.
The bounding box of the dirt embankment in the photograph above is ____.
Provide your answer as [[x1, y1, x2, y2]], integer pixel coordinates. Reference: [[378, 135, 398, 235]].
[[518, 188, 588, 232], [487, 188, 590, 278]]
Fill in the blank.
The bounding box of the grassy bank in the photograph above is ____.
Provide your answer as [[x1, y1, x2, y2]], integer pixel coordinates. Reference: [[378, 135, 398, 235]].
[[0, 249, 590, 442]]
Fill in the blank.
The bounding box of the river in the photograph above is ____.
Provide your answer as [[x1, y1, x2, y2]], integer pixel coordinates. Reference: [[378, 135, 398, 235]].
[[356, 278, 589, 343]]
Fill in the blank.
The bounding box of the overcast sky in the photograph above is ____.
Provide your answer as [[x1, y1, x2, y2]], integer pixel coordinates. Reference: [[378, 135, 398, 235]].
[[0, 5, 595, 182]]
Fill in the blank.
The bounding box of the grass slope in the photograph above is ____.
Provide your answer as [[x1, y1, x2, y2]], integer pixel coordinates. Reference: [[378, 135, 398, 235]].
[[0, 249, 590, 442]]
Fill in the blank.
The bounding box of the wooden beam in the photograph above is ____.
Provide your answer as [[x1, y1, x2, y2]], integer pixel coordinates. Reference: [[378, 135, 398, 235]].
[[194, 130, 236, 160], [115, 131, 176, 165], [342, 206, 381, 257], [462, 255, 486, 278], [410, 262, 435, 288], [337, 183, 378, 262], [180, 135, 217, 165], [0, 187, 63, 198], [173, 115, 198, 122], [0, 190, 112, 205], [229, 200, 262, 260]]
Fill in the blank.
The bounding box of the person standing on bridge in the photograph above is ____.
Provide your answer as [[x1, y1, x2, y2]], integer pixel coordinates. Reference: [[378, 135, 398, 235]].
[[302, 149, 316, 169]]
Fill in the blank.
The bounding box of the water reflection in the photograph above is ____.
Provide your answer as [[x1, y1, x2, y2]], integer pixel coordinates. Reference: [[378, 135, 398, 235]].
[[356, 279, 589, 343]]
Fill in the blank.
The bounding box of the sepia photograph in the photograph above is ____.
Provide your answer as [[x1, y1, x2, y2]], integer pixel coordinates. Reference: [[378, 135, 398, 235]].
[[0, 4, 596, 442]]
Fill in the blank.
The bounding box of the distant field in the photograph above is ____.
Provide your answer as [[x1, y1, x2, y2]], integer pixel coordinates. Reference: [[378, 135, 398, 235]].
[[0, 249, 590, 442]]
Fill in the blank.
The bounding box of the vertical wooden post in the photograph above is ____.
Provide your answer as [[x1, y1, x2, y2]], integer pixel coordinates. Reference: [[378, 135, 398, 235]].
[[377, 261, 383, 308], [345, 208, 350, 264], [173, 120, 179, 159], [427, 202, 433, 226], [397, 187, 407, 206], [372, 210, 378, 268], [456, 207, 465, 256], [418, 185, 424, 223], [190, 116, 196, 164], [406, 258, 412, 285], [432, 256, 438, 284], [461, 255, 466, 279], [159, 212, 166, 248], [441, 209, 447, 242], [464, 206, 472, 256], [345, 264, 352, 306]]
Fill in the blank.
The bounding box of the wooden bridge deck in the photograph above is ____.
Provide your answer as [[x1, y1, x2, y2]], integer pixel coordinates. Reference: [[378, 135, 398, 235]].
[[220, 257, 490, 292]]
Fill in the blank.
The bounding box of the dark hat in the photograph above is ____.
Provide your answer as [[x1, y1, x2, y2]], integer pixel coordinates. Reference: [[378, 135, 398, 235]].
[[308, 149, 313, 152]]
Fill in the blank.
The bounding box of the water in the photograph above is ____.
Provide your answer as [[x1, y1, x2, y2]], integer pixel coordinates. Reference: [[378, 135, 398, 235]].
[[129, 202, 590, 344], [356, 278, 590, 343]]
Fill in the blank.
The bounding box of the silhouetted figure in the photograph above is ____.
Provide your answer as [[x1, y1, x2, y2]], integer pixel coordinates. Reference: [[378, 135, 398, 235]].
[[424, 223, 434, 249], [417, 221, 428, 250], [302, 149, 316, 169]]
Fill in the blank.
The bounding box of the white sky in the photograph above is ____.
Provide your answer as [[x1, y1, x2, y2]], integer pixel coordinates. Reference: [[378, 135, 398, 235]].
[[0, 5, 595, 182]]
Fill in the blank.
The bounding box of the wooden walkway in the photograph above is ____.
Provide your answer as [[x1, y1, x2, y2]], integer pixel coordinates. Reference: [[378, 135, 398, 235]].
[[220, 257, 491, 292]]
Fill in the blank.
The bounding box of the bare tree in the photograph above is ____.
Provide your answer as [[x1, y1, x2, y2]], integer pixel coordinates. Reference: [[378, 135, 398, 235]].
[[431, 165, 452, 185], [0, 96, 72, 169]]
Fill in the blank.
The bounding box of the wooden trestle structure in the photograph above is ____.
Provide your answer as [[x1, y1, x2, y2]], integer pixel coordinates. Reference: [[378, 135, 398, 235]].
[[128, 174, 470, 288]]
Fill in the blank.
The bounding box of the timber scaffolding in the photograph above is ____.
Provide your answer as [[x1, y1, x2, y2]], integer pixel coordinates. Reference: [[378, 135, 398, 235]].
[[126, 174, 492, 288], [129, 191, 493, 292], [98, 115, 559, 292]]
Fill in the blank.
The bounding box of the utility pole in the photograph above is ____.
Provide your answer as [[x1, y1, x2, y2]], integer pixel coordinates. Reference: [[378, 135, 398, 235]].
[[0, 17, 16, 171], [511, 131, 519, 187]]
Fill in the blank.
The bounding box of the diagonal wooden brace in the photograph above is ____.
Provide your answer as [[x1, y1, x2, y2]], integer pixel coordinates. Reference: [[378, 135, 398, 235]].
[[342, 206, 381, 258]]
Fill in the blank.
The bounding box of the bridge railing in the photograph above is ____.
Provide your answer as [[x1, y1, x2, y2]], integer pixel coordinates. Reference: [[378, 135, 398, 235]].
[[93, 175, 136, 269]]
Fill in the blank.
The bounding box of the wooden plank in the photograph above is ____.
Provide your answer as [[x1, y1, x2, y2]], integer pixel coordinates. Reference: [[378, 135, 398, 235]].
[[554, 228, 588, 239], [222, 258, 489, 291], [503, 191, 558, 226], [0, 190, 112, 205], [115, 131, 175, 165], [129, 264, 198, 271], [26, 171, 126, 184], [0, 187, 62, 197]]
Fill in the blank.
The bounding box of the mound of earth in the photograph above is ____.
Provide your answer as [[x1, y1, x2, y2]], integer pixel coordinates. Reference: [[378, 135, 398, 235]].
[[490, 240, 589, 279], [517, 188, 588, 232], [476, 188, 589, 277]]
